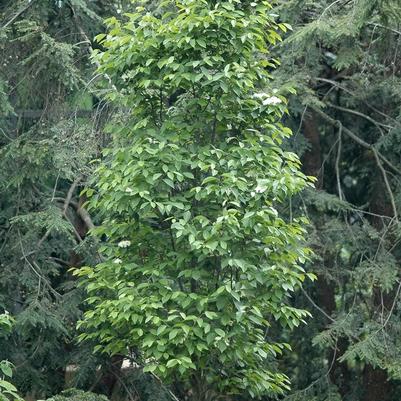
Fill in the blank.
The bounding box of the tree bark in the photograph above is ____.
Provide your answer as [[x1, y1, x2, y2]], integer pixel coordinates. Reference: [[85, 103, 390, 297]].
[[361, 171, 395, 401], [302, 112, 351, 397], [302, 112, 323, 189], [363, 366, 392, 401]]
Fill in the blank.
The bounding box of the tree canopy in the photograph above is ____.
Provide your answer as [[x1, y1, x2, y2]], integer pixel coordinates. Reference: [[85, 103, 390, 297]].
[[75, 1, 313, 399]]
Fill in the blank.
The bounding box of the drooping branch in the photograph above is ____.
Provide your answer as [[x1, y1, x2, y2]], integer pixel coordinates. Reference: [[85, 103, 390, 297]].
[[372, 151, 398, 223], [313, 107, 401, 176], [328, 103, 389, 136], [315, 77, 401, 127], [1, 0, 38, 29]]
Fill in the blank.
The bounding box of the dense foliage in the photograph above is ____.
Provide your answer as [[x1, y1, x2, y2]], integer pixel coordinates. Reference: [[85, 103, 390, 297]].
[[0, 314, 21, 401], [273, 1, 401, 400], [1, 0, 401, 400], [74, 1, 313, 399], [45, 388, 108, 401], [0, 0, 132, 397]]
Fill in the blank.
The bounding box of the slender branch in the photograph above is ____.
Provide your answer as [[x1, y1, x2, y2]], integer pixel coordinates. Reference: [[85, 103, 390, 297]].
[[319, 0, 343, 19], [328, 103, 389, 135], [150, 373, 181, 401], [47, 257, 72, 267], [382, 280, 401, 328], [315, 77, 401, 127], [313, 107, 401, 176], [335, 123, 343, 201], [63, 177, 81, 215], [300, 287, 335, 323], [368, 22, 401, 37], [18, 231, 62, 298], [1, 0, 38, 29], [373, 150, 398, 222], [51, 173, 60, 202], [22, 229, 51, 258]]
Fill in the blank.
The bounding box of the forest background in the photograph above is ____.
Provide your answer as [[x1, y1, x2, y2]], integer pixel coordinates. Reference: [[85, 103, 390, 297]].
[[1, 1, 401, 401]]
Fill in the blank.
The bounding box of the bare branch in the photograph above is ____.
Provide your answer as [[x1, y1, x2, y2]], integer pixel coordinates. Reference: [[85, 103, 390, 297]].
[[315, 77, 401, 127], [1, 0, 38, 30], [313, 107, 401, 176], [335, 123, 343, 201], [328, 103, 390, 135], [63, 177, 82, 216], [373, 150, 398, 222], [368, 22, 401, 37], [77, 204, 95, 231]]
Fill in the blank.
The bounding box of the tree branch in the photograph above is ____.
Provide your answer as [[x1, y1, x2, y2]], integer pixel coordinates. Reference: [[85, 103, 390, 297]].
[[63, 177, 81, 216], [372, 150, 398, 222], [315, 77, 401, 127], [1, 0, 38, 30], [313, 107, 401, 176], [328, 103, 390, 135]]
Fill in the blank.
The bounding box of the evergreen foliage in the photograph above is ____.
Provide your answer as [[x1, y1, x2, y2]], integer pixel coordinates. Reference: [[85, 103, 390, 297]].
[[0, 0, 131, 397], [45, 389, 108, 401], [271, 1, 401, 400]]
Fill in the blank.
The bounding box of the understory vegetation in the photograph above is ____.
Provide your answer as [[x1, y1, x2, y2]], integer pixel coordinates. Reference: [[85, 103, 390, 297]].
[[1, 1, 401, 401]]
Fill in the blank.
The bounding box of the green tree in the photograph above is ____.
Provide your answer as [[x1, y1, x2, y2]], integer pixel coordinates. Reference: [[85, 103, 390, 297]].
[[75, 1, 314, 400], [269, 1, 401, 400]]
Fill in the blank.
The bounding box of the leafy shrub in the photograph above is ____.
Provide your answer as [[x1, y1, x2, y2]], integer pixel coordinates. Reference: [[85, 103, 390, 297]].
[[45, 389, 109, 401]]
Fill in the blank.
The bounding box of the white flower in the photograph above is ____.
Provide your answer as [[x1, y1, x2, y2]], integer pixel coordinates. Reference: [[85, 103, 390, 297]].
[[118, 240, 131, 248], [113, 258, 122, 264], [125, 187, 134, 193], [262, 96, 282, 105], [253, 92, 282, 105], [255, 179, 268, 193], [253, 92, 266, 99]]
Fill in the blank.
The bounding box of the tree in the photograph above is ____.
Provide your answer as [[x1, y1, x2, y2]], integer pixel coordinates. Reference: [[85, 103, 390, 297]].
[[0, 0, 133, 397], [269, 1, 401, 400], [75, 1, 314, 400]]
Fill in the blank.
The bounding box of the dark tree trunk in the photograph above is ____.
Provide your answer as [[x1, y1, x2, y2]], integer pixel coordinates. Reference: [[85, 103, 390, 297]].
[[363, 366, 392, 401], [302, 112, 351, 397], [96, 355, 125, 397], [361, 173, 395, 401], [302, 113, 323, 189]]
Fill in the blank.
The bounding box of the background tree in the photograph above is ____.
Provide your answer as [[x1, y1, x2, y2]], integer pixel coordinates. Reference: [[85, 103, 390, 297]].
[[0, 0, 134, 397], [270, 1, 401, 400]]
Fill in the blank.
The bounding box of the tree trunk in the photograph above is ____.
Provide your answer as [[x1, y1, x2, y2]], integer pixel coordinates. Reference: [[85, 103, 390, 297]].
[[361, 173, 395, 401], [302, 113, 351, 397], [302, 113, 323, 189], [363, 365, 392, 401]]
